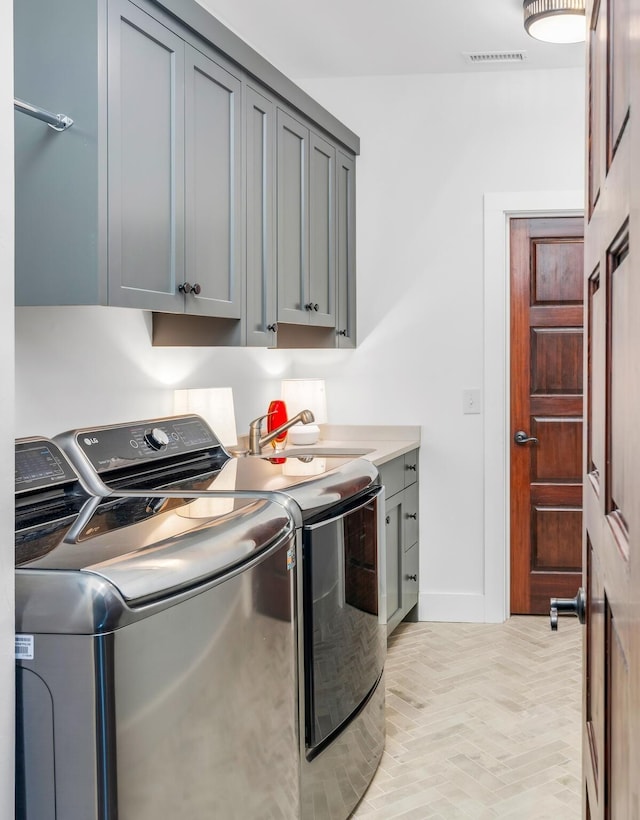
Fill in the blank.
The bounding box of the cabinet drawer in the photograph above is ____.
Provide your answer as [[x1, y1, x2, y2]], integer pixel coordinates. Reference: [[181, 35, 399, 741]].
[[378, 457, 405, 499], [403, 542, 419, 613], [404, 450, 419, 486], [403, 482, 419, 550]]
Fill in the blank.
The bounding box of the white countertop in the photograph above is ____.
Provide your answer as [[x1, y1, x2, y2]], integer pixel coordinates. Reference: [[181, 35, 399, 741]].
[[289, 424, 421, 466]]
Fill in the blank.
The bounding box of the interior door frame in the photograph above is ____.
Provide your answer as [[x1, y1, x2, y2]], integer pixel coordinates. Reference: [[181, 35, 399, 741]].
[[483, 190, 584, 622]]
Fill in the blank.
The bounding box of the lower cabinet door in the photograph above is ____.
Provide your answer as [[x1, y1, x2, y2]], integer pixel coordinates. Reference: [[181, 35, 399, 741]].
[[385, 499, 401, 629], [403, 541, 419, 614]]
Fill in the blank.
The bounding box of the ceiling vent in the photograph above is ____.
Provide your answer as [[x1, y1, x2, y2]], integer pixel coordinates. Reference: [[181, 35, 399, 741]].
[[463, 51, 529, 65]]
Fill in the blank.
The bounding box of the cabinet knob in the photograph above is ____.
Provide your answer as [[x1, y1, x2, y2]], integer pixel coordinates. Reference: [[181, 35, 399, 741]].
[[179, 282, 201, 295], [337, 329, 348, 336], [313, 303, 319, 311], [304, 303, 313, 311], [407, 512, 417, 520], [267, 323, 278, 333], [385, 515, 390, 525], [406, 464, 417, 472], [406, 574, 417, 582]]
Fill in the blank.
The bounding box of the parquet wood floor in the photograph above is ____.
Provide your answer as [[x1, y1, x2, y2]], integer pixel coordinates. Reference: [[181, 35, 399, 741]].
[[351, 616, 582, 819]]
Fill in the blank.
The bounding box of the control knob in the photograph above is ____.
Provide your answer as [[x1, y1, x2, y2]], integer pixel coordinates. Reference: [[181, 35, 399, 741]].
[[144, 427, 170, 451]]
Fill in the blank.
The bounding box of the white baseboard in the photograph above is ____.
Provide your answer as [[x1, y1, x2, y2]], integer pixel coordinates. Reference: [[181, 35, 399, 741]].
[[418, 592, 504, 624]]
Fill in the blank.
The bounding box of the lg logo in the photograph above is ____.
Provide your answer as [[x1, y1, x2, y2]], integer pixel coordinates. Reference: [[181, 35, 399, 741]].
[[83, 437, 99, 446]]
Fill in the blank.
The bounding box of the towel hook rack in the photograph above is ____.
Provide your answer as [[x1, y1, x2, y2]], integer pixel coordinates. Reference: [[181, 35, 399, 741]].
[[14, 98, 73, 132]]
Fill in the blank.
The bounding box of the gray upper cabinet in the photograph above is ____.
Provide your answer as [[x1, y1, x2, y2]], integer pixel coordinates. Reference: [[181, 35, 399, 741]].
[[308, 132, 336, 327], [107, 0, 185, 312], [336, 151, 356, 347], [184, 45, 242, 318], [245, 86, 277, 346], [14, 0, 359, 347], [276, 109, 336, 328], [276, 108, 309, 325]]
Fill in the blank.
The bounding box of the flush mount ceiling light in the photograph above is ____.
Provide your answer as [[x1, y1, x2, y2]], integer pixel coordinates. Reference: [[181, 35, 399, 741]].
[[523, 0, 586, 43]]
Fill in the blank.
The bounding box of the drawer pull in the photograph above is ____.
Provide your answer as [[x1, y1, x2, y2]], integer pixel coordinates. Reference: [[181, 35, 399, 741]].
[[406, 574, 417, 582], [406, 464, 417, 471], [385, 515, 390, 525], [407, 512, 417, 520]]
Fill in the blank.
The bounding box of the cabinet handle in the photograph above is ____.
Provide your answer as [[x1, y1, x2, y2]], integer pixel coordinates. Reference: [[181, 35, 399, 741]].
[[407, 512, 417, 520], [337, 329, 348, 336], [179, 282, 201, 295], [304, 303, 313, 311], [385, 515, 390, 525], [406, 464, 417, 472], [313, 303, 319, 311], [406, 574, 417, 582], [267, 323, 278, 333]]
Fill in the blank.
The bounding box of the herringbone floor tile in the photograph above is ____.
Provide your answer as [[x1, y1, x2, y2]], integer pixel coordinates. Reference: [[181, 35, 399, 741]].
[[352, 616, 582, 819]]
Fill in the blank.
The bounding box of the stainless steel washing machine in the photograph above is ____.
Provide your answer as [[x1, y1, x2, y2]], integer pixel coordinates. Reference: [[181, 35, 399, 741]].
[[54, 414, 387, 820], [15, 435, 299, 820]]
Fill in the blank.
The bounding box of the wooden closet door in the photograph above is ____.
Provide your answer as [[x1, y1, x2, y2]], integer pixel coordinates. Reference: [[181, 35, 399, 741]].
[[582, 0, 639, 816]]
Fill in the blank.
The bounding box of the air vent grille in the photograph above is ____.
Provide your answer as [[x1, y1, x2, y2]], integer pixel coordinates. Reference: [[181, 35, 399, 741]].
[[463, 51, 528, 65]]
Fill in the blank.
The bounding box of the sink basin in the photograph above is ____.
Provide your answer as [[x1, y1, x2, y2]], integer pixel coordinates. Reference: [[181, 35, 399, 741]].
[[253, 447, 373, 459]]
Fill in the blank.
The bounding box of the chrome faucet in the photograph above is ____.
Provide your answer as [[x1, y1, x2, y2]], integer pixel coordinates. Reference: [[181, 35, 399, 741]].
[[248, 409, 315, 454]]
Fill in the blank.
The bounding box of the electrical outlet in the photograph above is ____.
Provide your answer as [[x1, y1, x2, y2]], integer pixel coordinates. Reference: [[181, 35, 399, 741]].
[[463, 389, 481, 415]]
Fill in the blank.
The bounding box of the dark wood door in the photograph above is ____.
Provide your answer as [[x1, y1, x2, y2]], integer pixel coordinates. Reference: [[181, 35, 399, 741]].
[[583, 0, 639, 815], [510, 216, 585, 614]]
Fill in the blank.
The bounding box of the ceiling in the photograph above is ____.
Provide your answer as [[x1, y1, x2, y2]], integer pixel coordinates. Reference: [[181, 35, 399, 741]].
[[195, 0, 585, 79]]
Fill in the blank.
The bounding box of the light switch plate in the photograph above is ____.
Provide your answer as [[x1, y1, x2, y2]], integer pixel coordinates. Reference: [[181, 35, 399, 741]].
[[463, 389, 481, 415]]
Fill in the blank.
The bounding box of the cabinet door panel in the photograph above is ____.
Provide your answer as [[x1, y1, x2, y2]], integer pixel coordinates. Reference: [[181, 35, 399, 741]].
[[336, 151, 356, 347], [185, 46, 242, 318], [385, 499, 401, 629], [108, 0, 184, 311], [246, 86, 277, 345], [308, 133, 335, 327], [404, 482, 419, 549], [277, 109, 309, 324], [378, 458, 405, 499], [403, 542, 419, 613]]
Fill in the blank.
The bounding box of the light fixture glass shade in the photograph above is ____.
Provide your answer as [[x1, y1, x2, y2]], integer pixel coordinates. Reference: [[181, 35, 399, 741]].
[[523, 0, 586, 43], [281, 379, 328, 445], [173, 387, 238, 446]]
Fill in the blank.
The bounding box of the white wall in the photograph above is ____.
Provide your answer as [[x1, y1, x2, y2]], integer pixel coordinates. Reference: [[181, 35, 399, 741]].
[[15, 67, 585, 624], [1, 0, 15, 814]]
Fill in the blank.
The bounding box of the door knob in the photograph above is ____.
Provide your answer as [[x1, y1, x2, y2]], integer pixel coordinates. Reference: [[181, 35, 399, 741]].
[[514, 430, 539, 445], [550, 588, 586, 631]]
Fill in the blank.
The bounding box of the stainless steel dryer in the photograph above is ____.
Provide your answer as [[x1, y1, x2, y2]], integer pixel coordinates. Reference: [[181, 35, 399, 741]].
[[15, 435, 298, 820], [55, 415, 387, 820]]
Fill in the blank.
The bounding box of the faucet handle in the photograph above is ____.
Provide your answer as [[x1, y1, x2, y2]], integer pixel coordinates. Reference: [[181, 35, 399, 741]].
[[249, 412, 273, 431]]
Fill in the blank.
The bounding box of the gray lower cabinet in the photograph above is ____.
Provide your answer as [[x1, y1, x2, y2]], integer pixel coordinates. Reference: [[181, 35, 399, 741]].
[[276, 109, 336, 328], [379, 450, 419, 635]]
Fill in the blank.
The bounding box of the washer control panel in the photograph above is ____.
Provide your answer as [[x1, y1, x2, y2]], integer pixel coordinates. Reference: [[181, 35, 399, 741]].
[[70, 415, 222, 475]]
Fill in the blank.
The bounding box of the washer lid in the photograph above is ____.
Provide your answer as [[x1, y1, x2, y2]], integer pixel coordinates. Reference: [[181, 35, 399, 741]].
[[16, 492, 293, 612]]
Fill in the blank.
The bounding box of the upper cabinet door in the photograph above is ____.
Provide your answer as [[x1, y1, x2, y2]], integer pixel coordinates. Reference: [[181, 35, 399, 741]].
[[277, 108, 310, 324], [184, 45, 243, 318], [245, 86, 277, 346], [336, 150, 356, 348], [308, 132, 336, 327], [107, 0, 185, 311]]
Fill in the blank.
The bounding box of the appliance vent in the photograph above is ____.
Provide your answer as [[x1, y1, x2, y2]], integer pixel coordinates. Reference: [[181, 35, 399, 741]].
[[463, 50, 528, 64]]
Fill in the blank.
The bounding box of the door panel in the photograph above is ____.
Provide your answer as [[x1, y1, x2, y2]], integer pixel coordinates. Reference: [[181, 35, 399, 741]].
[[583, 0, 640, 816], [308, 132, 336, 326], [185, 46, 242, 318], [107, 0, 184, 311], [510, 217, 584, 614]]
